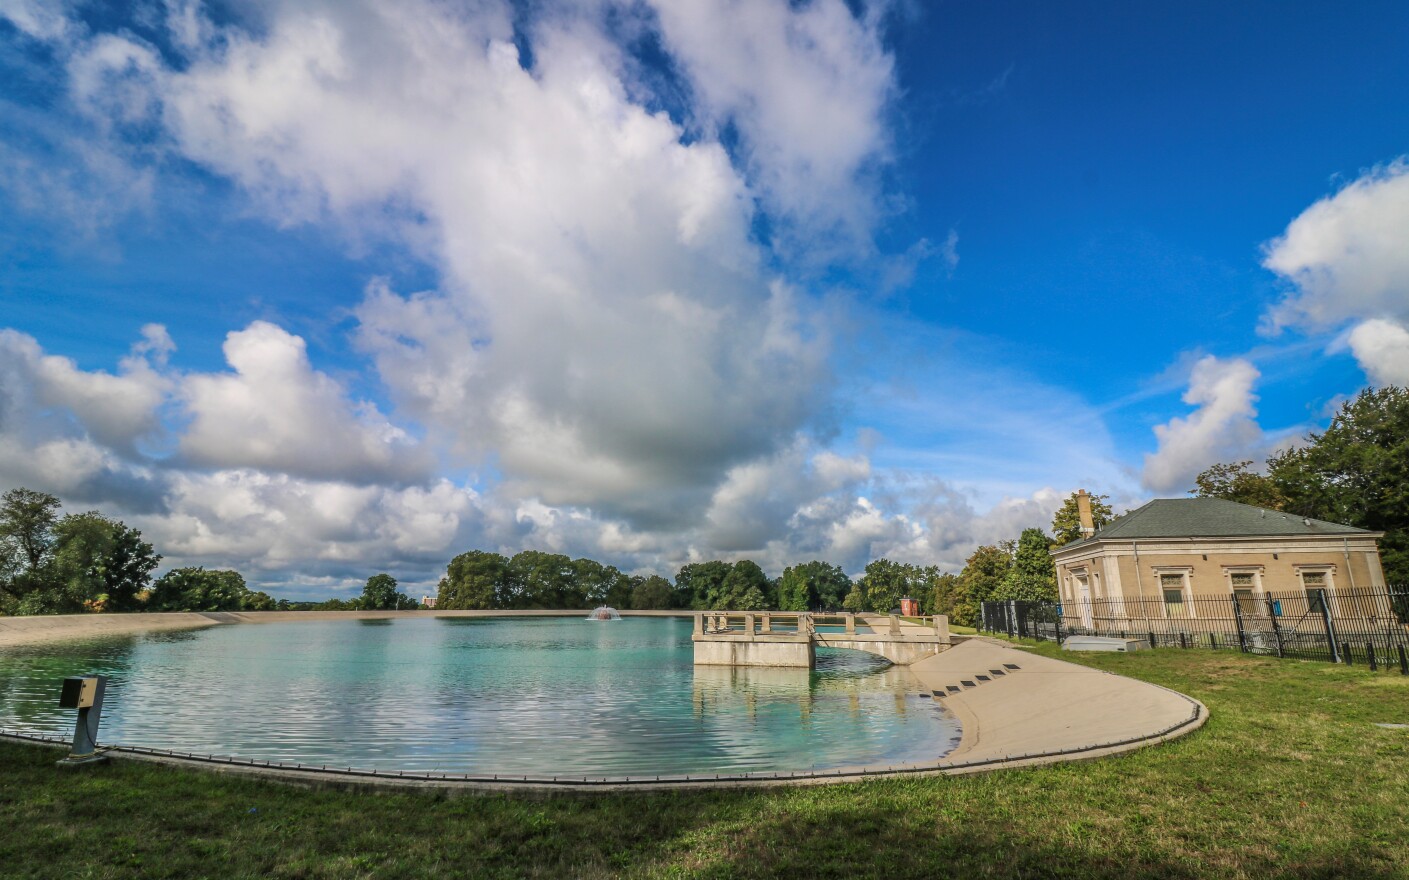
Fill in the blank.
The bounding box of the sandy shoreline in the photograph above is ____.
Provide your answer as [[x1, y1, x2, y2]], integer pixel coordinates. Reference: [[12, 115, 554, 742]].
[[0, 608, 691, 648]]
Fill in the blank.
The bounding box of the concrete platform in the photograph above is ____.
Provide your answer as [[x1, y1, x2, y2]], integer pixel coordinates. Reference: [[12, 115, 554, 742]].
[[907, 638, 1204, 768], [1062, 635, 1149, 652]]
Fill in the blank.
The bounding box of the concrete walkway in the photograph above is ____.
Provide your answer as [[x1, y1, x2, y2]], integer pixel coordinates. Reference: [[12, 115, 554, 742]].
[[909, 637, 1205, 768]]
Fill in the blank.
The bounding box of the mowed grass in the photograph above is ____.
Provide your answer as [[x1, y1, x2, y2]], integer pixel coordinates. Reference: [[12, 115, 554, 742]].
[[2, 644, 1407, 879]]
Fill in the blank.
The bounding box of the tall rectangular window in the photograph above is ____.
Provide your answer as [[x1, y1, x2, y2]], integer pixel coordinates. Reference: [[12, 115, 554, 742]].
[[1306, 588, 1329, 614], [1160, 573, 1187, 618], [1301, 570, 1331, 614]]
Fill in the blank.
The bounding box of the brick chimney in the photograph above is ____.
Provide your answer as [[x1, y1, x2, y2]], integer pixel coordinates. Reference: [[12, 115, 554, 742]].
[[1076, 489, 1095, 538]]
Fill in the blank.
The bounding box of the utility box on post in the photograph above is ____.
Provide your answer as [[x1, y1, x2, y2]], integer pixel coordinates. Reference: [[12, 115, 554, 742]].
[[56, 675, 108, 767], [59, 676, 98, 709]]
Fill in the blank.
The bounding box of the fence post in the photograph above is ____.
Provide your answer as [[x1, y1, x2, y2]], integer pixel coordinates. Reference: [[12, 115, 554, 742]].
[[1342, 643, 1352, 665], [1367, 643, 1378, 672], [1054, 603, 1064, 644], [1007, 601, 1017, 638], [1267, 597, 1285, 658], [1318, 594, 1340, 663], [1399, 645, 1408, 676], [1180, 632, 1187, 649], [1232, 596, 1248, 653]]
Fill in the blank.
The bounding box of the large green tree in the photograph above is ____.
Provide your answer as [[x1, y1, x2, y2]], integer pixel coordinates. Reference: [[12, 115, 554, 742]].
[[1050, 491, 1115, 545], [857, 558, 917, 614], [0, 488, 61, 574], [506, 550, 573, 607], [993, 528, 1058, 602], [604, 573, 639, 610], [1266, 386, 1409, 583], [630, 575, 673, 609], [360, 573, 415, 610], [437, 550, 509, 609], [148, 568, 253, 612], [44, 512, 160, 614], [8, 509, 159, 615], [674, 561, 733, 610], [920, 567, 961, 618], [706, 560, 770, 611], [841, 579, 867, 612], [777, 561, 850, 611], [1, 488, 61, 609], [569, 557, 624, 608], [100, 520, 162, 610], [951, 544, 1012, 626], [1190, 461, 1288, 510]]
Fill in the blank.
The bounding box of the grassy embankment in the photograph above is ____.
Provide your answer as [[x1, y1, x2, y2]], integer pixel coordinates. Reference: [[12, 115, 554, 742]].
[[2, 643, 1406, 879]]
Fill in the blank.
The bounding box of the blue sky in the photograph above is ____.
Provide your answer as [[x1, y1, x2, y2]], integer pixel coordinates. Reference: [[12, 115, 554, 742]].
[[2, 0, 1407, 598]]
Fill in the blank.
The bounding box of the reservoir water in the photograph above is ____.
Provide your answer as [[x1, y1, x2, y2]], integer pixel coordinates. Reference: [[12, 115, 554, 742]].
[[0, 616, 961, 777]]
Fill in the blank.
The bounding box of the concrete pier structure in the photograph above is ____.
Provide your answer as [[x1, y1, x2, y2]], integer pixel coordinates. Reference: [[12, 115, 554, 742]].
[[692, 611, 951, 668]]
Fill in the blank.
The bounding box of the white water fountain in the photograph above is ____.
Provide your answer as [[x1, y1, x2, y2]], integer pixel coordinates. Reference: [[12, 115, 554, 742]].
[[587, 605, 621, 621]]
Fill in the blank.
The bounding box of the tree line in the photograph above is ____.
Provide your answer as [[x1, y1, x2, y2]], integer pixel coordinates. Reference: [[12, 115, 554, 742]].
[[0, 488, 415, 615], [432, 536, 1075, 627]]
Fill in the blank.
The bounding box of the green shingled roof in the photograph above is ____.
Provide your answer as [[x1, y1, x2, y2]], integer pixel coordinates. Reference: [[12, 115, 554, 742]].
[[1061, 497, 1371, 551]]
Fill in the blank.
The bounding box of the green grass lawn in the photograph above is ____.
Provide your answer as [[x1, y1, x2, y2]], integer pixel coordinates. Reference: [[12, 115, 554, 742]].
[[3, 644, 1407, 879]]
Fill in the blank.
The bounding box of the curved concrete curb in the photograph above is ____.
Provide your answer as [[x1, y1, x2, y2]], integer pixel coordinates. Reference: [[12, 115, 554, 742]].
[[2, 639, 1206, 793]]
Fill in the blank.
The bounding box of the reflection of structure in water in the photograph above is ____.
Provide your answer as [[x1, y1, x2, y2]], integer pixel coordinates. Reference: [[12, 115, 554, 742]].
[[691, 653, 925, 724]]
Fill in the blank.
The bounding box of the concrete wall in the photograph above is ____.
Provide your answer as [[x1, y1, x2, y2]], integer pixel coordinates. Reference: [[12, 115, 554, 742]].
[[811, 638, 949, 666], [692, 637, 815, 668]]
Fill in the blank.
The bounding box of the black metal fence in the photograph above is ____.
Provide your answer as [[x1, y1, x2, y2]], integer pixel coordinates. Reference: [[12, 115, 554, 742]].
[[981, 585, 1409, 672]]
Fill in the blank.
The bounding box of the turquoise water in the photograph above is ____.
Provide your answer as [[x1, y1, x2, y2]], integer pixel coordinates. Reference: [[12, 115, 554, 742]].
[[0, 616, 960, 777]]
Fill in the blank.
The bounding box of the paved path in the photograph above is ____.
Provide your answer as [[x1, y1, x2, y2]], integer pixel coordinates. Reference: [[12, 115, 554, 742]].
[[909, 637, 1205, 767]]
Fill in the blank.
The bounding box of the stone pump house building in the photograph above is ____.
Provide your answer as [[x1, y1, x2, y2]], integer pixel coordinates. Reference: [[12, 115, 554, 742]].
[[1050, 492, 1386, 624]]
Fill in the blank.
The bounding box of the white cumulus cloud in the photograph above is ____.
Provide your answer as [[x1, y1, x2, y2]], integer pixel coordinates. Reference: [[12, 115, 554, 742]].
[[647, 0, 896, 258], [1142, 356, 1264, 493], [1263, 160, 1409, 331], [1346, 318, 1409, 386], [179, 321, 431, 484], [1261, 159, 1409, 386], [111, 0, 865, 526]]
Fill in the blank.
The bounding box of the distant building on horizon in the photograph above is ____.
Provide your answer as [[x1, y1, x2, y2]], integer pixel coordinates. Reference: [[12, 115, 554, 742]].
[[1051, 494, 1386, 624], [421, 595, 437, 608]]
